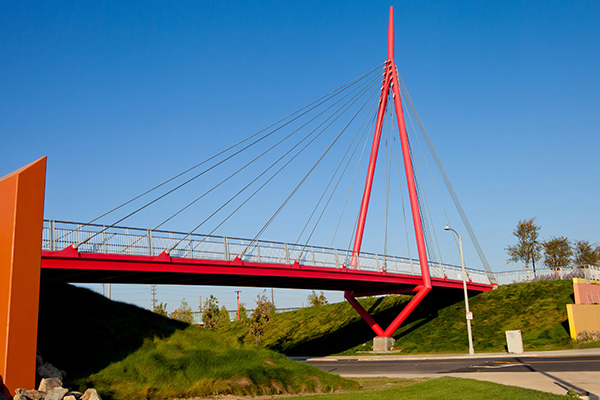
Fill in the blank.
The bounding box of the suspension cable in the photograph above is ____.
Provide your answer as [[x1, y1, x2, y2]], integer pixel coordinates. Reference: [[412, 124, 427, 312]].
[[397, 73, 495, 281], [295, 89, 380, 258], [88, 62, 385, 226], [294, 83, 381, 247], [238, 82, 381, 258], [392, 133, 415, 273], [168, 74, 381, 254], [73, 65, 384, 248], [151, 69, 382, 232], [402, 100, 447, 267], [330, 109, 376, 248], [384, 93, 392, 259]]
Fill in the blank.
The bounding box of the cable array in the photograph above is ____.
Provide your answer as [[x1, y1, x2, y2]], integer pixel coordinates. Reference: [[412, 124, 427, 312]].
[[68, 61, 494, 281]]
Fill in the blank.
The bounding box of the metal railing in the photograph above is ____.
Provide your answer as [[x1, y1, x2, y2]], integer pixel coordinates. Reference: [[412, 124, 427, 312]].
[[494, 266, 600, 285], [42, 220, 493, 285]]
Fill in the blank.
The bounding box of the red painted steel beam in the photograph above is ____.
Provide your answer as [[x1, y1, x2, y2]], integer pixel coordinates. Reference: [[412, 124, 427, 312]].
[[344, 292, 385, 336], [40, 247, 494, 292]]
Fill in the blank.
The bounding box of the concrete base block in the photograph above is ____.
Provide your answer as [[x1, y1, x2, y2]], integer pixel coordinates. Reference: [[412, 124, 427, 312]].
[[373, 336, 395, 352]]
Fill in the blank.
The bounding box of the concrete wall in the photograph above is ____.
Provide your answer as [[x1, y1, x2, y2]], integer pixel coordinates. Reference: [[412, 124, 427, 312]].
[[567, 278, 600, 339], [567, 304, 600, 339], [573, 277, 600, 304]]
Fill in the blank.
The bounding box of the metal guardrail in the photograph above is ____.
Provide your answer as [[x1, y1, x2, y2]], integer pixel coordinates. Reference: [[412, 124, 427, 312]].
[[41, 220, 493, 285]]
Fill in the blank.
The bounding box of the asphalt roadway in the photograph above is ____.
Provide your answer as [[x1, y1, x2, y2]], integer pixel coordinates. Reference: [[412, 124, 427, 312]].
[[303, 348, 600, 399]]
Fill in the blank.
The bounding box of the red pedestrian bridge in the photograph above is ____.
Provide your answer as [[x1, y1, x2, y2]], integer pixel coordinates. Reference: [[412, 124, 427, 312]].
[[2, 7, 498, 396], [41, 220, 495, 294]]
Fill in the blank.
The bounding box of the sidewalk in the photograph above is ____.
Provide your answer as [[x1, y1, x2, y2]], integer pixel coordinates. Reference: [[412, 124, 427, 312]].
[[305, 348, 600, 399]]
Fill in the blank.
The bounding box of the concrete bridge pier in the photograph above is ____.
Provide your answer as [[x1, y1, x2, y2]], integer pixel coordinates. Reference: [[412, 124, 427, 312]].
[[373, 336, 396, 352]]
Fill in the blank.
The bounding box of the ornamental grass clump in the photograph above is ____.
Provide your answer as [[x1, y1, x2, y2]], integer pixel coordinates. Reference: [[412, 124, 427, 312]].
[[84, 326, 356, 400]]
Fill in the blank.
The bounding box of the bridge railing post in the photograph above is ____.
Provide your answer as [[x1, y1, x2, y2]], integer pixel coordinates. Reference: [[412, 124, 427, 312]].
[[50, 220, 55, 251], [147, 230, 153, 256], [334, 249, 339, 268], [284, 243, 290, 264], [224, 237, 230, 261], [102, 227, 107, 253]]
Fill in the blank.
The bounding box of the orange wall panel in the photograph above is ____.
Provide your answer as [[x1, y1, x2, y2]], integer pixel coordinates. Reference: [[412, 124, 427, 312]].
[[567, 304, 600, 339], [0, 157, 46, 397]]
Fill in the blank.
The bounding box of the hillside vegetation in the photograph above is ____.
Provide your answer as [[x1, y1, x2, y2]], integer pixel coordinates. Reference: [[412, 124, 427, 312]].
[[37, 280, 356, 400], [224, 280, 592, 354], [37, 278, 595, 399]]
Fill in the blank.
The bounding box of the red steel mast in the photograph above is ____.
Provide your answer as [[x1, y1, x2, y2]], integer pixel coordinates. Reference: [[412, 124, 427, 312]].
[[345, 6, 432, 337]]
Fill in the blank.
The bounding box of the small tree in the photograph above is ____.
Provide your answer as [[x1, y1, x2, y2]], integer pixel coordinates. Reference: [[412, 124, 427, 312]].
[[238, 303, 248, 322], [247, 292, 275, 347], [543, 236, 573, 270], [153, 302, 168, 317], [171, 298, 193, 324], [218, 305, 231, 326], [573, 240, 600, 267], [506, 218, 542, 274], [307, 290, 329, 307], [202, 295, 220, 330]]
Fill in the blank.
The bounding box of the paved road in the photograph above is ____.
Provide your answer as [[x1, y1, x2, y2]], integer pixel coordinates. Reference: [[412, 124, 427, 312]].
[[303, 350, 600, 398], [306, 355, 600, 375]]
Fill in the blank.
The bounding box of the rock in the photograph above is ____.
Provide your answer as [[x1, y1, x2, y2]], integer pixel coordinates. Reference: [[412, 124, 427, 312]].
[[64, 396, 77, 400], [38, 377, 63, 392], [13, 395, 28, 400], [46, 387, 68, 400], [37, 362, 64, 380], [67, 392, 83, 400], [80, 388, 101, 400], [15, 388, 45, 400]]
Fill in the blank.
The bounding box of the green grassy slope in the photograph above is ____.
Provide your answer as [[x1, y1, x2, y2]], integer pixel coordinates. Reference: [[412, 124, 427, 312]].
[[38, 279, 188, 379], [224, 280, 588, 355], [37, 280, 356, 400], [390, 280, 575, 353]]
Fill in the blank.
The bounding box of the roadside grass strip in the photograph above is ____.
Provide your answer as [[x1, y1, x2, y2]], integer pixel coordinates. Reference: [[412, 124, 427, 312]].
[[283, 376, 571, 400]]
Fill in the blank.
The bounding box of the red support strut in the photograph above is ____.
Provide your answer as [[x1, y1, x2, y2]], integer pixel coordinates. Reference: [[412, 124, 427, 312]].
[[345, 6, 432, 338]]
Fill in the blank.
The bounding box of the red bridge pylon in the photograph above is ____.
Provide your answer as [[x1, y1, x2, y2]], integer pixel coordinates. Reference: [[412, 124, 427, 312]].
[[345, 6, 432, 338]]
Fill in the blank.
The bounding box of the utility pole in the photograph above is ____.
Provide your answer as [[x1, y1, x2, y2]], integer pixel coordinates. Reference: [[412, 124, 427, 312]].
[[271, 288, 275, 307], [234, 290, 242, 320], [151, 285, 157, 310]]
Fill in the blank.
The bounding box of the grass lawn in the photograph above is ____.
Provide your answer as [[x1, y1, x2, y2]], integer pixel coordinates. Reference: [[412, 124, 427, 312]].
[[281, 377, 571, 400]]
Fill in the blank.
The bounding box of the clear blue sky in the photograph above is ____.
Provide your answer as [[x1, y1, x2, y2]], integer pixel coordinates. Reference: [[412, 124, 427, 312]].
[[2, 1, 599, 311]]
